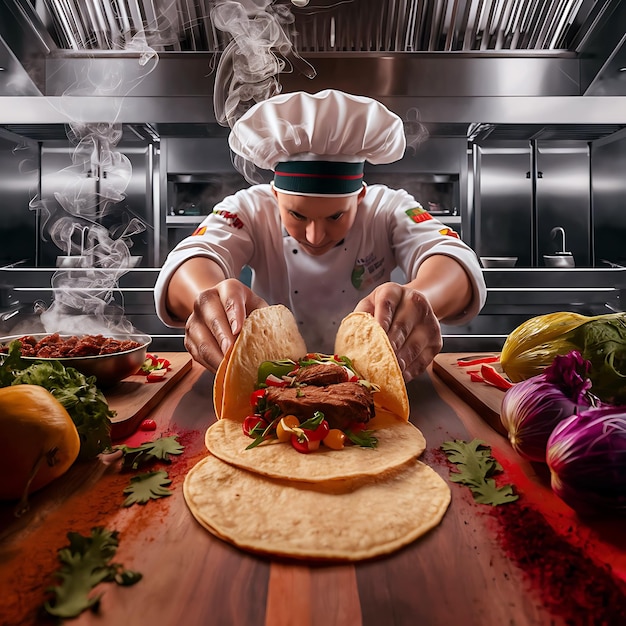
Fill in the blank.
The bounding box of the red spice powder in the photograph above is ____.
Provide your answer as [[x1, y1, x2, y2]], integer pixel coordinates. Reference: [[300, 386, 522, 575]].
[[490, 502, 626, 625], [427, 445, 626, 625], [0, 427, 203, 626]]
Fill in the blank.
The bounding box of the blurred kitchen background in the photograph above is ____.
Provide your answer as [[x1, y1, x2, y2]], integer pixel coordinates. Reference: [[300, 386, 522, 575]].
[[0, 0, 625, 350]]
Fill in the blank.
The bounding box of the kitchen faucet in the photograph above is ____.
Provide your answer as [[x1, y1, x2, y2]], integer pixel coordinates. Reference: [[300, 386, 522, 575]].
[[550, 226, 567, 254]]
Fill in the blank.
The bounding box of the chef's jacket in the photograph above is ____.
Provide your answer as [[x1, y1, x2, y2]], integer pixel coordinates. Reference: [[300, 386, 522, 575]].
[[154, 184, 487, 352]]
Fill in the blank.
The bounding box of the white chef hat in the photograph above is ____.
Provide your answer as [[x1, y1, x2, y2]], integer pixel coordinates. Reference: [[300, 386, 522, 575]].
[[228, 89, 406, 196]]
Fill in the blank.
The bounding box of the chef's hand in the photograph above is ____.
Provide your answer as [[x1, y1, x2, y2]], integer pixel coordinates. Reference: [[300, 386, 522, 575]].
[[354, 282, 442, 382], [184, 278, 268, 372]]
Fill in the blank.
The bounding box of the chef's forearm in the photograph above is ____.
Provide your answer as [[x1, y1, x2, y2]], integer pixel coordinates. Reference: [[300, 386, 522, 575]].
[[165, 257, 227, 322], [406, 254, 473, 321]]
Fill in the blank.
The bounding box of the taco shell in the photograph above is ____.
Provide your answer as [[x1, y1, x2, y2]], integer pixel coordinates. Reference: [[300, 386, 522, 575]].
[[216, 306, 409, 423], [218, 305, 306, 421], [335, 312, 409, 420]]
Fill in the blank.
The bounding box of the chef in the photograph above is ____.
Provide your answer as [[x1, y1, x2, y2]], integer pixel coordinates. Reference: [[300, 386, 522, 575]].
[[154, 89, 486, 381]]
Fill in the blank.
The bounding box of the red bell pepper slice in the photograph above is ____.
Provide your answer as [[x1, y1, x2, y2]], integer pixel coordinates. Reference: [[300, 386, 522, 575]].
[[456, 355, 501, 367], [480, 364, 513, 390]]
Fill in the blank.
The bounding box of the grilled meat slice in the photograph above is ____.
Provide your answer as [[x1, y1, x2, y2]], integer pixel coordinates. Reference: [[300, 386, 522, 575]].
[[294, 363, 349, 386], [265, 382, 374, 430]]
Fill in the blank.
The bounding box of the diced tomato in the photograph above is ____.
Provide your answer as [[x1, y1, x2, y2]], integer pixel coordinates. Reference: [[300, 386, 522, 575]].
[[139, 419, 157, 431]]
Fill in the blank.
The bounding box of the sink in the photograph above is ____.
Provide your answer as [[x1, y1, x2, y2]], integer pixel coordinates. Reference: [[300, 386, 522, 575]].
[[544, 253, 575, 268]]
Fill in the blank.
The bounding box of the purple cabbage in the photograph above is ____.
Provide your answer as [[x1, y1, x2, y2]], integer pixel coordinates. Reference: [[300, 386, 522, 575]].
[[500, 351, 595, 462], [546, 405, 626, 516]]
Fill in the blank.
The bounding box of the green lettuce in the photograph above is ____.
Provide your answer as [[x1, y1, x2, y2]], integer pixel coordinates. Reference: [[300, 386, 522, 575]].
[[0, 341, 114, 459]]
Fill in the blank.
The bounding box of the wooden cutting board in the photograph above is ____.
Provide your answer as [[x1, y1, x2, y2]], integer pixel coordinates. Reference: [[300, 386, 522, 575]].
[[104, 352, 193, 440], [432, 352, 509, 436]]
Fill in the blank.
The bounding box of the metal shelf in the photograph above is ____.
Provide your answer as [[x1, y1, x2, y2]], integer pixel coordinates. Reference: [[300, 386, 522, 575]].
[[166, 215, 207, 226]]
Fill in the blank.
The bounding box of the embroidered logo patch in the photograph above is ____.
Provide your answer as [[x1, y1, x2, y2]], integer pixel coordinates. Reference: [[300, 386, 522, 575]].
[[191, 226, 207, 236], [213, 209, 244, 229], [439, 227, 460, 239], [405, 207, 432, 224], [351, 253, 385, 290]]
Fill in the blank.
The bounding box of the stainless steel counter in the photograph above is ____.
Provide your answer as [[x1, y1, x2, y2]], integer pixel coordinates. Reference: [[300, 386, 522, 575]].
[[0, 267, 623, 354]]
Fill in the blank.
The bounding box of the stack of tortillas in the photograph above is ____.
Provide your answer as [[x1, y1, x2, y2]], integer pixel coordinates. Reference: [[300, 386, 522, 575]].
[[183, 306, 451, 561]]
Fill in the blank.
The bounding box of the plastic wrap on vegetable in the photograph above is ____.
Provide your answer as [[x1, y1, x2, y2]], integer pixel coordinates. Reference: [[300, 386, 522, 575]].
[[500, 312, 626, 404]]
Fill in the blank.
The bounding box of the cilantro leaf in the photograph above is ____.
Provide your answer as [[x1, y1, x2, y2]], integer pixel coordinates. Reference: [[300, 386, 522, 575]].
[[441, 439, 519, 506], [123, 470, 172, 506], [44, 527, 142, 619], [116, 435, 184, 470], [345, 428, 378, 448]]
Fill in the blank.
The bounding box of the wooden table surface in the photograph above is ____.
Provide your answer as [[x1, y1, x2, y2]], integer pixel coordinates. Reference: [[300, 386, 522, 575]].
[[1, 355, 625, 626]]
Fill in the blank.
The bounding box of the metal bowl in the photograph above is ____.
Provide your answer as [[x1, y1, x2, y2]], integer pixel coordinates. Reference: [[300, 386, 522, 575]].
[[480, 256, 518, 268], [543, 253, 575, 268], [0, 332, 152, 388]]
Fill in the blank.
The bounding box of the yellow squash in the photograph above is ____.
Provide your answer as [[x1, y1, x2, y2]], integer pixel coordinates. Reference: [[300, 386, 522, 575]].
[[0, 384, 80, 513]]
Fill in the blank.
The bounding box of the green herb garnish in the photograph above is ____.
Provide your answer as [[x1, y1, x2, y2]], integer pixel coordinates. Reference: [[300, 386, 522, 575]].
[[116, 435, 184, 470], [44, 527, 142, 619], [441, 439, 518, 505], [123, 471, 172, 506]]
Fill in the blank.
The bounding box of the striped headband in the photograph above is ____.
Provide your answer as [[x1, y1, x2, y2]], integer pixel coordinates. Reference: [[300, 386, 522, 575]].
[[273, 160, 365, 196]]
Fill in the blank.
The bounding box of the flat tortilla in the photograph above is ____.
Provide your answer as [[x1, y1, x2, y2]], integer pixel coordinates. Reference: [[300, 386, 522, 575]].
[[205, 411, 426, 482], [183, 454, 451, 561]]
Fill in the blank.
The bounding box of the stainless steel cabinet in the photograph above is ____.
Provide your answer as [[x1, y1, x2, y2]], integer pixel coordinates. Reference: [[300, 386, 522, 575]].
[[39, 142, 157, 267], [472, 141, 591, 267], [591, 132, 626, 267], [0, 132, 39, 267]]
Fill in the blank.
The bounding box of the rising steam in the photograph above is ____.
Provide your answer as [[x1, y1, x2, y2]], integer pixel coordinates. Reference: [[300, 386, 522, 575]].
[[33, 33, 159, 336]]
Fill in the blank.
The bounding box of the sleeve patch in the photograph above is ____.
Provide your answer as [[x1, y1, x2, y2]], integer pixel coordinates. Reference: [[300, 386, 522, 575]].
[[213, 209, 245, 229], [405, 207, 432, 223], [191, 226, 207, 236], [439, 227, 460, 239]]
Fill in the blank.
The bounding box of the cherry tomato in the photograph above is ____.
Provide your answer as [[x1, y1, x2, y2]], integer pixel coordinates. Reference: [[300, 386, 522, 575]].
[[139, 419, 157, 431], [290, 433, 321, 454], [323, 429, 346, 450], [242, 415, 267, 438], [276, 415, 300, 442], [306, 420, 330, 442]]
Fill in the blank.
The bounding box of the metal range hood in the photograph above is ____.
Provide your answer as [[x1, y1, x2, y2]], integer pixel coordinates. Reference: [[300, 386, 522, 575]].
[[2, 0, 626, 140]]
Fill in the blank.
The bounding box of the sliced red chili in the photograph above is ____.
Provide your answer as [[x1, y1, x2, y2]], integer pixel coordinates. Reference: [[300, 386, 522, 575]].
[[480, 363, 513, 390], [456, 355, 501, 367], [469, 371, 485, 383]]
